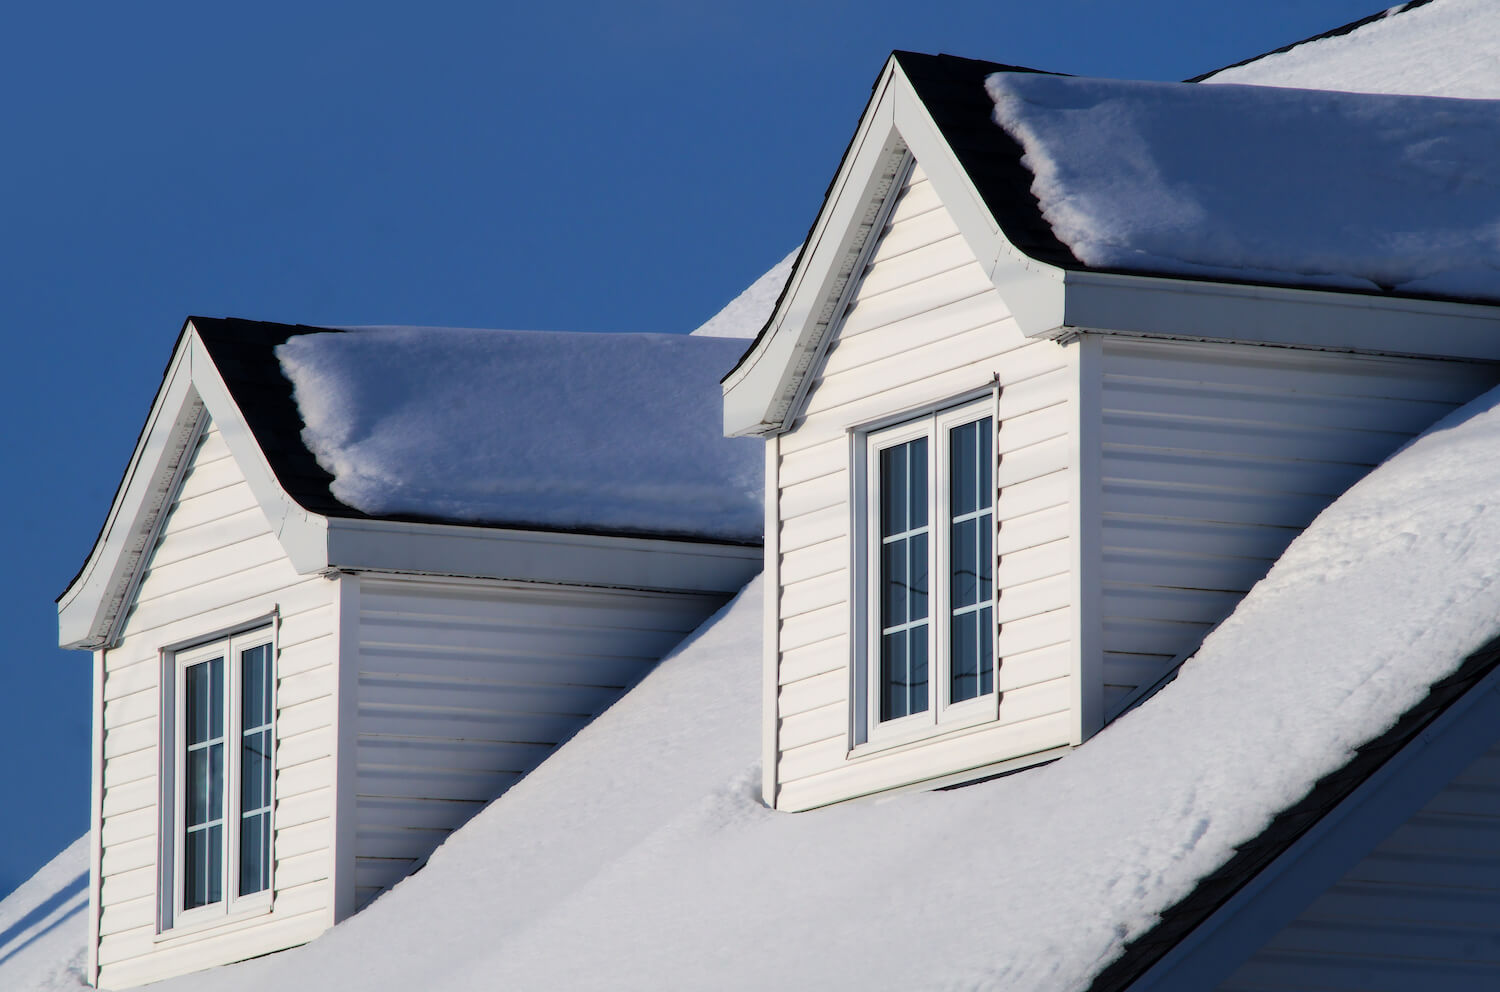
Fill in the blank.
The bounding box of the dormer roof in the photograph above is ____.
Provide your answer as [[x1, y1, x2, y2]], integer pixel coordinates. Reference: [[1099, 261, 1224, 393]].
[[723, 49, 1500, 437]]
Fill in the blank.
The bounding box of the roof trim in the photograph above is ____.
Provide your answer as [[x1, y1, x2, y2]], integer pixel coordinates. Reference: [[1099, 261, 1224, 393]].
[[1187, 1, 1439, 83], [1088, 631, 1500, 992]]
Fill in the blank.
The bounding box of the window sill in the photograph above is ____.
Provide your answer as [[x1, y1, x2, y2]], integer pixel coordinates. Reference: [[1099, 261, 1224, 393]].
[[155, 896, 273, 944], [847, 702, 1001, 761]]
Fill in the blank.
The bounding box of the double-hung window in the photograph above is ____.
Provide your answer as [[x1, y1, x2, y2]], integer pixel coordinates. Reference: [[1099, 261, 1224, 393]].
[[858, 399, 996, 745], [164, 626, 275, 930]]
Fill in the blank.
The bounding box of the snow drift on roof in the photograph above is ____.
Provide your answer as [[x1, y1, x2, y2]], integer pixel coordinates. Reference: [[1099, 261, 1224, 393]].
[[986, 71, 1500, 301], [690, 247, 798, 338], [0, 836, 87, 991], [1205, 0, 1500, 98], [276, 327, 762, 541], [61, 375, 1500, 992]]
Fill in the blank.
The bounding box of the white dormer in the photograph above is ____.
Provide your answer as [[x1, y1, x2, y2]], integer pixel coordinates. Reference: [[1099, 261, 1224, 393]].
[[727, 52, 1500, 811]]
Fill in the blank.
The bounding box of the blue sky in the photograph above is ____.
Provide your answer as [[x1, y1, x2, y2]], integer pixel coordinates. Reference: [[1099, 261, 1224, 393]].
[[0, 0, 1388, 899]]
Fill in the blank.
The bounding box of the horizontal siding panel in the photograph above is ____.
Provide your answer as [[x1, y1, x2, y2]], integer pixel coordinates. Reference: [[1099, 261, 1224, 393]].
[[779, 468, 847, 521], [780, 504, 846, 554], [996, 435, 1070, 490], [778, 669, 846, 720], [122, 565, 321, 641], [359, 736, 552, 774], [778, 701, 845, 753], [275, 788, 332, 832], [996, 573, 1070, 626], [996, 470, 1070, 523], [997, 676, 1072, 727], [1102, 448, 1369, 499], [1101, 412, 1407, 465], [780, 570, 846, 620], [856, 232, 976, 300], [276, 694, 334, 740], [1102, 515, 1300, 560], [103, 655, 158, 703], [779, 535, 846, 587], [98, 894, 154, 939], [838, 263, 994, 340], [102, 778, 155, 819], [274, 847, 331, 891], [103, 718, 156, 760], [101, 807, 155, 849], [276, 726, 333, 771], [1103, 617, 1212, 658], [273, 818, 330, 861], [359, 645, 651, 689], [999, 641, 1072, 692], [819, 294, 1012, 382], [779, 637, 846, 687], [276, 756, 332, 803], [996, 539, 1069, 589], [98, 908, 328, 982], [354, 857, 416, 895], [998, 504, 1071, 557], [780, 603, 846, 653], [173, 450, 245, 501], [103, 748, 155, 791], [356, 796, 486, 833], [1103, 377, 1460, 435], [353, 826, 451, 862], [136, 533, 287, 604], [867, 204, 960, 265], [1102, 584, 1242, 628], [147, 507, 272, 572], [778, 435, 844, 490], [1104, 482, 1330, 530], [357, 767, 522, 803], [997, 607, 1071, 657], [1102, 549, 1275, 595], [100, 836, 155, 878]]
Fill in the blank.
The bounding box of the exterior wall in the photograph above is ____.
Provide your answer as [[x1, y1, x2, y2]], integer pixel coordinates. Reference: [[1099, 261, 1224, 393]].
[[1214, 735, 1500, 991], [1096, 338, 1500, 716], [772, 160, 1076, 812], [350, 574, 726, 910], [95, 418, 338, 989]]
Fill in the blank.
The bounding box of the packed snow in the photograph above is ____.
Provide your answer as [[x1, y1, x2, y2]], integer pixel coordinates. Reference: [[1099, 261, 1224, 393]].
[[986, 71, 1500, 300], [1205, 0, 1500, 98], [276, 328, 762, 541], [11, 376, 1500, 990], [0, 836, 88, 991], [690, 247, 798, 338]]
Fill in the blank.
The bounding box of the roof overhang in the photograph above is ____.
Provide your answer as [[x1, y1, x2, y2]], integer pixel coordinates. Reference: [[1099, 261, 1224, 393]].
[[725, 52, 1500, 438]]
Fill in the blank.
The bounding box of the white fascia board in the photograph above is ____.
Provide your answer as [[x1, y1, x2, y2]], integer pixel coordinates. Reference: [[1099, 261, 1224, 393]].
[[723, 62, 905, 437], [323, 516, 761, 595], [1129, 664, 1500, 991], [58, 337, 205, 651], [888, 61, 1066, 340], [1057, 269, 1500, 361], [183, 323, 330, 575]]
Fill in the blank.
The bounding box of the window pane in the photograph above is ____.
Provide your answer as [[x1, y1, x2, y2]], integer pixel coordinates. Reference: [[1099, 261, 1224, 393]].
[[242, 644, 271, 729], [186, 658, 223, 746], [979, 508, 993, 601], [909, 531, 929, 622], [240, 811, 270, 896], [979, 605, 995, 696], [882, 625, 930, 720], [951, 517, 977, 609], [908, 437, 928, 530], [977, 417, 993, 509], [882, 540, 908, 628], [241, 730, 270, 812], [185, 823, 222, 910], [880, 444, 907, 537], [951, 610, 980, 703], [951, 421, 977, 517]]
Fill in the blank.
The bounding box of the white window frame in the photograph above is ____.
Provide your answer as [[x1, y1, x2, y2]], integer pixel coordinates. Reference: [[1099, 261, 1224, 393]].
[[852, 395, 999, 750], [158, 622, 277, 934]]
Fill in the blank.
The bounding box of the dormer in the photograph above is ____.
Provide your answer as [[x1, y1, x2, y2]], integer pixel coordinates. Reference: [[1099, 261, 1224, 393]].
[[727, 52, 1500, 811]]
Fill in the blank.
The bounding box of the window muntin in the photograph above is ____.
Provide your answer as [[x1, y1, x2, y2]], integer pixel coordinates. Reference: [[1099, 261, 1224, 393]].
[[168, 626, 275, 929], [862, 400, 996, 744]]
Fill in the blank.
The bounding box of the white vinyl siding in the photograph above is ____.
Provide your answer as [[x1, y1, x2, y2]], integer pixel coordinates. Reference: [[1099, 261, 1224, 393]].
[[1096, 338, 1500, 717], [772, 160, 1075, 811], [95, 419, 337, 990], [1215, 736, 1500, 991], [350, 576, 725, 910]]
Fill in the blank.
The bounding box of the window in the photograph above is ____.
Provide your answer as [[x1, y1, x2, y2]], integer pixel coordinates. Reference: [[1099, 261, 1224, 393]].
[[857, 399, 996, 745], [163, 625, 275, 929]]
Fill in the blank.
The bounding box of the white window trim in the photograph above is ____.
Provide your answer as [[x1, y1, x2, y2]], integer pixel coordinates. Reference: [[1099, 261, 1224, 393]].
[[851, 394, 999, 752], [157, 619, 277, 936]]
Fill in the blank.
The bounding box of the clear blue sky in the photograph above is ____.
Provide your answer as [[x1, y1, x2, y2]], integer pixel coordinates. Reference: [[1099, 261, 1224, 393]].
[[0, 0, 1388, 898]]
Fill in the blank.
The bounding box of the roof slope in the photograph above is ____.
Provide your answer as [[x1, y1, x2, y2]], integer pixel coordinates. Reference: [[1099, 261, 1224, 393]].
[[1198, 0, 1500, 97], [189, 318, 765, 542], [982, 71, 1500, 303], [273, 323, 762, 541], [8, 376, 1485, 991]]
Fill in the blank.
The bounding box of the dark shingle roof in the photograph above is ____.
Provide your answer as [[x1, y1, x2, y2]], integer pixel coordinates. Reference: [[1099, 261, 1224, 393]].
[[190, 316, 366, 520]]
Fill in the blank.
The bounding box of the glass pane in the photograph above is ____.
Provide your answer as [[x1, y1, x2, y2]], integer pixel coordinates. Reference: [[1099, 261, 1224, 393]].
[[979, 510, 994, 601], [186, 658, 223, 745], [951, 421, 977, 517], [951, 610, 979, 703], [242, 730, 270, 811], [979, 605, 995, 696], [881, 631, 907, 721], [242, 644, 271, 729], [909, 531, 929, 622], [977, 417, 993, 510], [880, 444, 907, 538], [186, 742, 224, 827], [240, 812, 269, 896], [908, 437, 928, 530], [881, 625, 930, 720], [185, 823, 222, 909], [951, 517, 977, 609], [882, 540, 908, 627]]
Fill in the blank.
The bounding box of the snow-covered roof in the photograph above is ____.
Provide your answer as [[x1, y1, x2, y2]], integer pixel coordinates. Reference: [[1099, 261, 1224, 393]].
[[1199, 0, 1500, 97], [18, 376, 1500, 991], [689, 248, 797, 339], [984, 71, 1500, 302], [275, 325, 763, 541]]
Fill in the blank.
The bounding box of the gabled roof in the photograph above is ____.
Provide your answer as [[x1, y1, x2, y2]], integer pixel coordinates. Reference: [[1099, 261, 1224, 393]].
[[58, 318, 762, 650], [723, 48, 1500, 437]]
